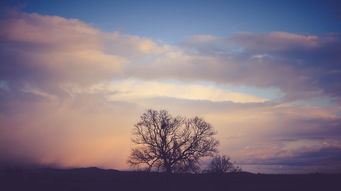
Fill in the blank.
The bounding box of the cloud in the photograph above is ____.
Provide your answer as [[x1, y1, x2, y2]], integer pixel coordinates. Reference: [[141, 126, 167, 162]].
[[186, 35, 219, 41], [130, 97, 341, 172], [1, 9, 341, 173], [0, 10, 126, 92], [0, 94, 142, 168], [231, 32, 320, 51], [3, 10, 341, 102], [88, 79, 267, 103], [103, 32, 171, 57], [239, 147, 341, 173], [1, 88, 341, 171], [232, 32, 341, 101], [118, 32, 341, 102]]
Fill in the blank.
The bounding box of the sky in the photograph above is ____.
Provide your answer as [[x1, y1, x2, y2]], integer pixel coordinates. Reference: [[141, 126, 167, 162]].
[[0, 0, 341, 173]]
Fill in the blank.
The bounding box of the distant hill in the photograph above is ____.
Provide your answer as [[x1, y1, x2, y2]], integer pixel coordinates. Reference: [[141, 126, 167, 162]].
[[1, 167, 340, 191]]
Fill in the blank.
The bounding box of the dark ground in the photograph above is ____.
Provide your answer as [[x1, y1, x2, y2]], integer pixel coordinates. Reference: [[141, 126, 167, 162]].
[[1, 167, 340, 191]]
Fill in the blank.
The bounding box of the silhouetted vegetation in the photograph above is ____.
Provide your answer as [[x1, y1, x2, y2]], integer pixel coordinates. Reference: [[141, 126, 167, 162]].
[[206, 155, 241, 174], [128, 109, 219, 173]]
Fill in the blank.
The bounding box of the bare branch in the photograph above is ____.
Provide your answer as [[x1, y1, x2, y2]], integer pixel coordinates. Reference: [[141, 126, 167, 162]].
[[128, 109, 219, 173]]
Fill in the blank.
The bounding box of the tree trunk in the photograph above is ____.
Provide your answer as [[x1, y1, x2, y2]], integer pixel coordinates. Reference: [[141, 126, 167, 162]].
[[164, 160, 172, 174]]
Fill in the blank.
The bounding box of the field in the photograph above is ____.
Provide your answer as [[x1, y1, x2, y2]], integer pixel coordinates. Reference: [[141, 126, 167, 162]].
[[1, 167, 340, 191]]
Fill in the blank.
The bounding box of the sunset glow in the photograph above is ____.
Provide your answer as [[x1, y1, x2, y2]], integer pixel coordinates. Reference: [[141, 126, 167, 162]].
[[1, 0, 341, 173]]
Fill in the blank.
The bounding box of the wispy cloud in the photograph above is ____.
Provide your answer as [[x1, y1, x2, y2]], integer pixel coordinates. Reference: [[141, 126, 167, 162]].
[[88, 80, 268, 103]]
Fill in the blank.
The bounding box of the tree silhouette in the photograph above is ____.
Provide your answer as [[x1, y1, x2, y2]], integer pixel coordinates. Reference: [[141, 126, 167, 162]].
[[128, 109, 219, 173], [207, 155, 241, 173]]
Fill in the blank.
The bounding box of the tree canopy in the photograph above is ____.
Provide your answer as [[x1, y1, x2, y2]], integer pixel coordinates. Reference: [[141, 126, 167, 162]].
[[128, 109, 219, 173], [207, 155, 241, 173]]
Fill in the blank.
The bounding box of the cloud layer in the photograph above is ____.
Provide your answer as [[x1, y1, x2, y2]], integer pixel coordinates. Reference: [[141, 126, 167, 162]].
[[1, 9, 341, 173]]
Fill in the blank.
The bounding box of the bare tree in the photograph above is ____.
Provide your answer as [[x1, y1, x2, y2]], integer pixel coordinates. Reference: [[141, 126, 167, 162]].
[[128, 109, 219, 174], [207, 155, 241, 173]]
